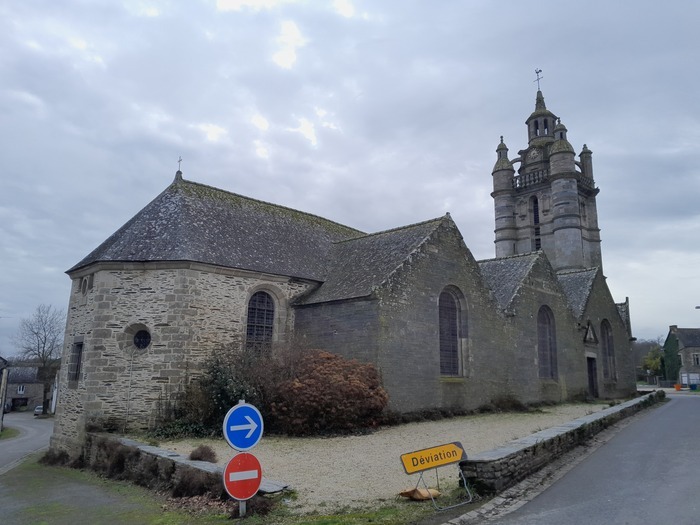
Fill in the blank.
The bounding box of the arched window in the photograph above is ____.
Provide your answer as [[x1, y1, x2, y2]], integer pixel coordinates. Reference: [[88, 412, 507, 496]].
[[246, 291, 274, 352], [537, 306, 557, 379], [534, 120, 540, 136], [439, 290, 461, 376], [601, 320, 616, 379], [531, 196, 541, 250], [544, 118, 549, 134]]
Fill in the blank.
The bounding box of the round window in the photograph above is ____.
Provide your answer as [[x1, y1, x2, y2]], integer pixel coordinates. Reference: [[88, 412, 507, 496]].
[[133, 330, 151, 349]]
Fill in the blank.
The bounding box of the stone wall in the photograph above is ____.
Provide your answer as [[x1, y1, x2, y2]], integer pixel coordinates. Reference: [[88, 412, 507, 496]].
[[581, 272, 637, 399], [51, 262, 314, 455], [374, 220, 509, 413], [506, 256, 587, 404], [460, 391, 665, 494], [296, 219, 512, 414], [294, 298, 381, 365]]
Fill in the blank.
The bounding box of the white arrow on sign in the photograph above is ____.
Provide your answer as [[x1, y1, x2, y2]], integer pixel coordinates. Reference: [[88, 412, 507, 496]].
[[230, 415, 258, 439]]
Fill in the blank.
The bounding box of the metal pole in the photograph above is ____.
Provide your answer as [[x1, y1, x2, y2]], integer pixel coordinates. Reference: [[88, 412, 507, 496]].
[[239, 500, 247, 517]]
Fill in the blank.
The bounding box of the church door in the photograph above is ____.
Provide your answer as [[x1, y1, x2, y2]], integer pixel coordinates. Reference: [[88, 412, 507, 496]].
[[587, 357, 599, 398]]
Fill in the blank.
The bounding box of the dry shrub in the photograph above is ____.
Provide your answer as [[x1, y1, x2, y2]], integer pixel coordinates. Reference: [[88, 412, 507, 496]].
[[491, 396, 529, 412], [40, 449, 69, 466], [230, 495, 274, 518], [172, 468, 217, 498], [269, 350, 388, 435], [189, 444, 217, 463]]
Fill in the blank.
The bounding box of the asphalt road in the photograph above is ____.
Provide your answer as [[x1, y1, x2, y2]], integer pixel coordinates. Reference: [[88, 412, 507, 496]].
[[489, 394, 700, 525], [0, 411, 53, 475]]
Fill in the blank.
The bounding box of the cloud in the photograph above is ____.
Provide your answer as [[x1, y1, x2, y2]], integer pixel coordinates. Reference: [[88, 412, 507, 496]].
[[333, 0, 355, 18], [254, 139, 270, 159], [193, 123, 228, 142], [272, 20, 306, 69], [289, 117, 317, 146], [217, 0, 294, 12], [251, 113, 270, 131], [1, 0, 699, 351]]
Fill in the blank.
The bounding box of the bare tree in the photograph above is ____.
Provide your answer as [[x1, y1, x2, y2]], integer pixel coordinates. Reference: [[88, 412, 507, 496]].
[[13, 304, 65, 414]]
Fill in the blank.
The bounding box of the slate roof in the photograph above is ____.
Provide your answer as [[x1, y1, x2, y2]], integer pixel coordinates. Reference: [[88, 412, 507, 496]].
[[616, 299, 631, 334], [675, 328, 700, 348], [556, 268, 599, 319], [477, 253, 540, 309], [69, 174, 365, 281], [297, 216, 448, 305], [8, 366, 39, 383]]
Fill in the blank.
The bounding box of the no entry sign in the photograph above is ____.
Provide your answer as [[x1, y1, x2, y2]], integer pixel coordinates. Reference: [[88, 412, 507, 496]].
[[223, 452, 262, 501]]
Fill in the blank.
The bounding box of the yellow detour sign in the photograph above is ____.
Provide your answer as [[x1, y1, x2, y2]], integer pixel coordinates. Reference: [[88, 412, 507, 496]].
[[400, 442, 467, 475]]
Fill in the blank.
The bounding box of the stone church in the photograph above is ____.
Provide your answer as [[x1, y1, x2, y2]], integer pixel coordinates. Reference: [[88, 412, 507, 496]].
[[51, 90, 636, 454]]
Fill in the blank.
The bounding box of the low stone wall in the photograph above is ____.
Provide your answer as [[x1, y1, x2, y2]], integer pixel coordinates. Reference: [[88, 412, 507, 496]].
[[460, 391, 665, 493], [81, 434, 224, 496], [460, 391, 665, 494], [81, 433, 286, 497]]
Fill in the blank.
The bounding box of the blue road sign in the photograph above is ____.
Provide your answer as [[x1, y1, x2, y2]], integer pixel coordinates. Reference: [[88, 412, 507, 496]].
[[223, 402, 264, 451]]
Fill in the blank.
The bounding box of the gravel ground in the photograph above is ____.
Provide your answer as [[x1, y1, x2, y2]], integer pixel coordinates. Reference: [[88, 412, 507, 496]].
[[161, 403, 606, 513]]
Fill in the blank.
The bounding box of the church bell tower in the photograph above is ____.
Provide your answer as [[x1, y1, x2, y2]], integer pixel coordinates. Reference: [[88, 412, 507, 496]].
[[491, 87, 602, 271]]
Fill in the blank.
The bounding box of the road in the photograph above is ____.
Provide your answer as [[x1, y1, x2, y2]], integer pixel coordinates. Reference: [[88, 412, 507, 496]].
[[489, 394, 700, 525], [0, 411, 53, 475]]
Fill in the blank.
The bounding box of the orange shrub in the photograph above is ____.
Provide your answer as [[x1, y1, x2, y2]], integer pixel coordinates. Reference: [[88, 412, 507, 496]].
[[269, 350, 388, 435]]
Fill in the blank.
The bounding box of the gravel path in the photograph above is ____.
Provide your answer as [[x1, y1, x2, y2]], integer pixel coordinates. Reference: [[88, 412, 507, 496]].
[[162, 403, 606, 513]]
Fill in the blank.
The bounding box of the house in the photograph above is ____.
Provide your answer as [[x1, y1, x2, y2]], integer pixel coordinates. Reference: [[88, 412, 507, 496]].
[[50, 89, 637, 456], [5, 365, 46, 412], [663, 326, 700, 386]]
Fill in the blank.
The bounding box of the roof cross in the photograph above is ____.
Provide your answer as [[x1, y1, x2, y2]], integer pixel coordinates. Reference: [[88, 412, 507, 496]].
[[178, 156, 182, 171], [534, 68, 543, 90]]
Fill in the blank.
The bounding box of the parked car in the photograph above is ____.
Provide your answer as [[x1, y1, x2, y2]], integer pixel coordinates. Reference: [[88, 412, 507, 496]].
[[33, 405, 43, 416]]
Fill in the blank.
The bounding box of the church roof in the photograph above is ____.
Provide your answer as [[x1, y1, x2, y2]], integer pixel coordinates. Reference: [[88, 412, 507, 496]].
[[477, 253, 540, 309], [69, 174, 365, 280], [527, 90, 557, 121], [298, 216, 448, 305], [556, 268, 599, 319]]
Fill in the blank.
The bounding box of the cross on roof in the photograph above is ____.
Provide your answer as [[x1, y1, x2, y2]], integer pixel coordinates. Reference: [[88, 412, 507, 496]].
[[534, 69, 543, 90]]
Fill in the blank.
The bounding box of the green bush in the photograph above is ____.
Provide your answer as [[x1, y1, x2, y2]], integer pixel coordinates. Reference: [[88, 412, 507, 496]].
[[269, 350, 388, 435]]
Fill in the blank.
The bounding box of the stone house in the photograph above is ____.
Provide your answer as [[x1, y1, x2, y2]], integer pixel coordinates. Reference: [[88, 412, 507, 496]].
[[51, 90, 637, 455], [5, 365, 46, 412], [663, 326, 700, 386]]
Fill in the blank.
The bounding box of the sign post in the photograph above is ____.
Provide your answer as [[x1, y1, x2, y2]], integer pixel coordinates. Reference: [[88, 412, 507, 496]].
[[399, 441, 472, 511], [222, 400, 264, 517]]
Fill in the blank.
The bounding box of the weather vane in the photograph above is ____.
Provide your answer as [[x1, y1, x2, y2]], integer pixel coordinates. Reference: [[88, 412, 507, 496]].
[[178, 156, 182, 171], [534, 68, 543, 90]]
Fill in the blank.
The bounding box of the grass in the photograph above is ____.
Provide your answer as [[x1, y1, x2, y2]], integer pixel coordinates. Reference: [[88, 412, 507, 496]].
[[235, 486, 479, 525], [0, 453, 482, 525], [0, 454, 230, 525], [0, 426, 20, 440]]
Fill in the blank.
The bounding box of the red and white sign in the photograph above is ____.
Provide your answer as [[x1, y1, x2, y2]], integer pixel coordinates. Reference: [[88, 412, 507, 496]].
[[223, 452, 262, 501]]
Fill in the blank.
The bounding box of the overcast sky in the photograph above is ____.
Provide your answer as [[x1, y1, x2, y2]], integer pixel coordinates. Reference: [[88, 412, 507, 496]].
[[1, 0, 699, 355]]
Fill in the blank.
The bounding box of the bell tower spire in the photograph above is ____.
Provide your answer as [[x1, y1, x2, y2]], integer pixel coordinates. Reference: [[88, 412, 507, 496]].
[[491, 86, 603, 271]]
